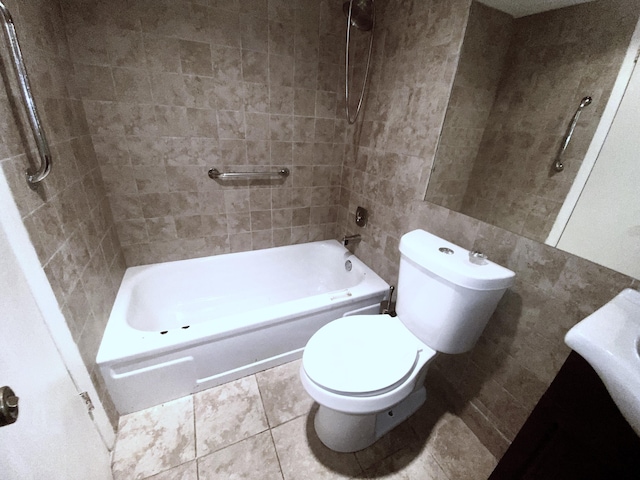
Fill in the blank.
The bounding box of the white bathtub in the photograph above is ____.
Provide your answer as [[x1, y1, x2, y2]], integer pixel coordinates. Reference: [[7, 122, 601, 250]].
[[97, 240, 389, 414]]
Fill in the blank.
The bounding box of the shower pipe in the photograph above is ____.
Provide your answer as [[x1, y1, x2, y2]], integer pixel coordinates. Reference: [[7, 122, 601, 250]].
[[553, 96, 592, 172], [345, 0, 375, 125], [0, 1, 52, 188]]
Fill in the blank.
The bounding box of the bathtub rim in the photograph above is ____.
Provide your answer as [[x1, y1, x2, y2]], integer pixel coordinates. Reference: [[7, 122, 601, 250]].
[[96, 240, 389, 366]]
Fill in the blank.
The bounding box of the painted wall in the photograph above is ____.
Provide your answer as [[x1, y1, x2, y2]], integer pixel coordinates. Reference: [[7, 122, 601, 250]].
[[339, 0, 638, 457], [0, 0, 123, 426], [61, 0, 350, 266]]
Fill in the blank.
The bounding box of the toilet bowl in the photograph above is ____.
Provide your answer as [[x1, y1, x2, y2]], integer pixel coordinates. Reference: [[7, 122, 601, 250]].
[[300, 314, 437, 452], [300, 229, 515, 452]]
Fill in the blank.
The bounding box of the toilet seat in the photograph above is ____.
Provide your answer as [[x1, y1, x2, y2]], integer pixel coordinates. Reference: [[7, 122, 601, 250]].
[[303, 315, 421, 397]]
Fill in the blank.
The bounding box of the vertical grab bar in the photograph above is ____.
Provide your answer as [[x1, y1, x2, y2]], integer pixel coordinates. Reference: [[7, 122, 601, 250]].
[[553, 96, 592, 172], [0, 2, 52, 188]]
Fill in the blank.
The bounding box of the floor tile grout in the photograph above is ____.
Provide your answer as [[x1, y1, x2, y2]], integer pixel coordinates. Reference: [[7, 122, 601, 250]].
[[192, 395, 198, 480], [118, 359, 495, 480], [254, 371, 287, 479]]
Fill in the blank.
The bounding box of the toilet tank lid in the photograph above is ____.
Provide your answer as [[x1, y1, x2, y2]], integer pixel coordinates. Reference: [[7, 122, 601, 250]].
[[399, 230, 515, 291]]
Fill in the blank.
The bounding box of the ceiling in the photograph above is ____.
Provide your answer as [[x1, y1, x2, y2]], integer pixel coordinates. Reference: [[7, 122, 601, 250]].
[[477, 0, 596, 18]]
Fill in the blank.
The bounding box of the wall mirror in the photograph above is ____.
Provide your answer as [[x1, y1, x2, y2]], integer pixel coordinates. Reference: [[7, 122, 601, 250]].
[[424, 0, 640, 278]]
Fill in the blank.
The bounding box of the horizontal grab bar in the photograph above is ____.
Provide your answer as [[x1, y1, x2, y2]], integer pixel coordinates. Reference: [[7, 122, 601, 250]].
[[208, 168, 290, 180]]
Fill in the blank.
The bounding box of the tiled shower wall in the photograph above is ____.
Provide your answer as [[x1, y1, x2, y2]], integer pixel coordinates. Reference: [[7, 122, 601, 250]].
[[340, 0, 639, 457], [339, 0, 472, 275], [0, 0, 123, 426], [424, 2, 513, 211], [2, 0, 639, 460], [61, 0, 351, 266], [460, 0, 638, 242]]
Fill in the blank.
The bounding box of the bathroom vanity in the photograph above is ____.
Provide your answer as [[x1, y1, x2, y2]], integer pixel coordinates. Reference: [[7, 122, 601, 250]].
[[489, 352, 640, 479]]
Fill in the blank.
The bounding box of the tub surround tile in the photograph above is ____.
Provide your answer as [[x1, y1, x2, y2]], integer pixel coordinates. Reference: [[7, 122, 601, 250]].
[[0, 0, 125, 431], [194, 376, 269, 457], [112, 396, 195, 480], [62, 0, 344, 266], [255, 359, 314, 428]]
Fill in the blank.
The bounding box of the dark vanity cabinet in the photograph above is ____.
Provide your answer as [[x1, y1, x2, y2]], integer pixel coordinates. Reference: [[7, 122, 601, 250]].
[[489, 352, 640, 479]]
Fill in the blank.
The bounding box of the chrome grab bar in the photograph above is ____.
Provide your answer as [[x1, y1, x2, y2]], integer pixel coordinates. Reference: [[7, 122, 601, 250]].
[[0, 2, 52, 188], [553, 96, 592, 172], [208, 168, 290, 180]]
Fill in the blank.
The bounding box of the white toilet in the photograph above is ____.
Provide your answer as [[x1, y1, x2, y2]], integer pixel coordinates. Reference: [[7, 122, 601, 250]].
[[300, 229, 515, 452]]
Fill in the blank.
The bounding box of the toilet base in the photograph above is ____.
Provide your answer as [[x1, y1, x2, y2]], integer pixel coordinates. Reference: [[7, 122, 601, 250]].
[[313, 387, 427, 453]]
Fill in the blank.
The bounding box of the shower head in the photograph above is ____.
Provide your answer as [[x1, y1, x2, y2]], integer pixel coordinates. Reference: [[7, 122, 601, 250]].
[[580, 96, 592, 108], [343, 0, 374, 32]]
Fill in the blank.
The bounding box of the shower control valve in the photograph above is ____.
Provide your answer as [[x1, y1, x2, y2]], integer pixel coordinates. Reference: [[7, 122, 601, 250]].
[[355, 206, 368, 227]]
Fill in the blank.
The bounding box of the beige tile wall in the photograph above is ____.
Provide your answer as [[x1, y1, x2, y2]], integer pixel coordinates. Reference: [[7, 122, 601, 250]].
[[425, 2, 513, 211], [0, 0, 123, 427], [410, 204, 636, 457], [461, 0, 639, 242], [339, 0, 473, 281], [339, 0, 638, 458], [3, 0, 639, 457], [61, 0, 351, 266]]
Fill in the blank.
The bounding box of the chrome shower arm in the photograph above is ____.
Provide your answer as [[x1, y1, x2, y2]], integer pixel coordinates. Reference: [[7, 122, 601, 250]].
[[0, 2, 52, 188]]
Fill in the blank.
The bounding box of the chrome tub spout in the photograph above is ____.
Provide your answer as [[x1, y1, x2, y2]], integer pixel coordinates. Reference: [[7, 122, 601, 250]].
[[343, 234, 361, 246]]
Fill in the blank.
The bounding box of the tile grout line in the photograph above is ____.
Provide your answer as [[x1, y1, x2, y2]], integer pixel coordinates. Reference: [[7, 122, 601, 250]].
[[267, 427, 287, 480], [192, 392, 199, 480], [254, 372, 286, 479]]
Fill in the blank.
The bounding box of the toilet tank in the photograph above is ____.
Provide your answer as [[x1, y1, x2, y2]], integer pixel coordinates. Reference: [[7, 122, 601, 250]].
[[396, 230, 515, 354]]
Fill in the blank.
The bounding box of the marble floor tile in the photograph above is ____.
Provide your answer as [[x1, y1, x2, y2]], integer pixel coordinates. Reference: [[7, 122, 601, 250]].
[[362, 445, 450, 480], [194, 375, 269, 457], [198, 431, 283, 480], [271, 414, 363, 479], [112, 360, 496, 480], [423, 412, 497, 480], [256, 358, 314, 427], [143, 461, 198, 480], [354, 421, 420, 472], [112, 396, 195, 480]]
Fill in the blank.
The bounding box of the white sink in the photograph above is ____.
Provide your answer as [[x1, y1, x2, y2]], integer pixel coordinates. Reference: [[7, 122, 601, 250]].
[[565, 288, 640, 436]]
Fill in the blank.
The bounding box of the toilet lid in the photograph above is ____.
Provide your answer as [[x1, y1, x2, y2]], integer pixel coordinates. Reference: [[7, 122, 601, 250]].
[[303, 315, 419, 395]]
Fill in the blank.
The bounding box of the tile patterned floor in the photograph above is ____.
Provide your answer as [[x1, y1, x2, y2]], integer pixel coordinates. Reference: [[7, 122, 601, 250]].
[[111, 360, 497, 479]]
